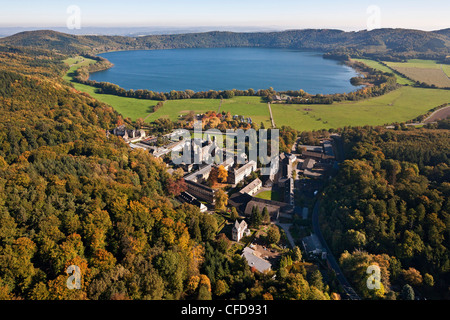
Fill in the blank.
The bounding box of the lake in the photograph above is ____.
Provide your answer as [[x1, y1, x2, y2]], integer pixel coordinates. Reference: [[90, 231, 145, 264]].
[[90, 48, 362, 94]]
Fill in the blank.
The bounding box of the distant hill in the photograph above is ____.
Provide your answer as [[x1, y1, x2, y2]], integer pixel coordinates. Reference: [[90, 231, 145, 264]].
[[1, 28, 449, 59], [433, 28, 450, 39]]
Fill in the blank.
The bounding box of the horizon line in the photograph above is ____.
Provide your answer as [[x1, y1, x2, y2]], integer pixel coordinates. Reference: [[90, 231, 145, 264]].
[[1, 25, 448, 35]]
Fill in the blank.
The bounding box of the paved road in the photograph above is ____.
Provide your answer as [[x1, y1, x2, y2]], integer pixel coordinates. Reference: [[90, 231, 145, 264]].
[[312, 200, 360, 300], [275, 222, 295, 248], [386, 104, 450, 129]]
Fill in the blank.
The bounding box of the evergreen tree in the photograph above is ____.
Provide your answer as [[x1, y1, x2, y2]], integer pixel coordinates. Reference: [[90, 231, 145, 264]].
[[401, 284, 415, 300]]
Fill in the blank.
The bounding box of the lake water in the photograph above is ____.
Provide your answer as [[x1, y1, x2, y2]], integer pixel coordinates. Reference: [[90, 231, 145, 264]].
[[90, 48, 361, 94]]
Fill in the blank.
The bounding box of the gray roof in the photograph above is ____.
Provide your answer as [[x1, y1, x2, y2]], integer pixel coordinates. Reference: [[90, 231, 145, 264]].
[[233, 220, 247, 232], [240, 178, 262, 194], [302, 234, 324, 254], [233, 160, 257, 175], [302, 158, 317, 170], [242, 247, 271, 273], [184, 164, 212, 182], [323, 141, 335, 157]]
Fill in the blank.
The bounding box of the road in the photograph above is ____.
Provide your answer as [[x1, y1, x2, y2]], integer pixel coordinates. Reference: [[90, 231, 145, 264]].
[[275, 222, 295, 248], [268, 102, 276, 128], [312, 200, 360, 300], [386, 104, 450, 129], [440, 64, 450, 81], [308, 136, 359, 299]]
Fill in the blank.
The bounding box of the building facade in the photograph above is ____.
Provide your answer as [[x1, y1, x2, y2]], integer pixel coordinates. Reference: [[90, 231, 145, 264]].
[[228, 160, 257, 185], [232, 220, 248, 242]]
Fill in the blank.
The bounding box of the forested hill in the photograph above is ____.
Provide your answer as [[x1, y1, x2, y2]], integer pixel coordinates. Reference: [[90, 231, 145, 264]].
[[0, 45, 199, 300], [320, 126, 450, 299], [1, 28, 450, 59]]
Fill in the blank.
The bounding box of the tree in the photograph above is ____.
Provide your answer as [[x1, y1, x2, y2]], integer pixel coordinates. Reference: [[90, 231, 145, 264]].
[[423, 273, 434, 287], [250, 206, 262, 228], [292, 246, 303, 262], [401, 284, 415, 300], [208, 166, 219, 186], [286, 273, 310, 300], [200, 215, 218, 241], [402, 268, 423, 286], [214, 189, 228, 212], [399, 230, 424, 259], [198, 275, 212, 300], [135, 118, 145, 129], [230, 207, 239, 221], [167, 178, 187, 197], [154, 250, 187, 298], [217, 165, 228, 183], [262, 207, 270, 224], [216, 233, 230, 253], [266, 226, 281, 244], [214, 279, 228, 297], [172, 168, 185, 180], [309, 270, 324, 291]]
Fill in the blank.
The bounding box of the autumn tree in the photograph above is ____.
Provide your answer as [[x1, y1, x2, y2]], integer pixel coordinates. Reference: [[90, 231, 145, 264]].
[[217, 165, 228, 183], [214, 189, 228, 212]]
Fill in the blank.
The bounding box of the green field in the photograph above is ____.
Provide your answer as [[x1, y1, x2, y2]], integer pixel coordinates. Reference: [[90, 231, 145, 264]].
[[146, 96, 272, 127], [353, 58, 415, 85], [63, 56, 96, 82], [63, 57, 158, 120], [271, 86, 450, 131], [385, 59, 442, 69], [255, 190, 282, 201], [442, 64, 450, 77]]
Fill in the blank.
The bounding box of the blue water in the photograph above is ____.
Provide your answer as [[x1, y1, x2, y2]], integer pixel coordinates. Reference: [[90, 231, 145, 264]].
[[90, 48, 361, 94]]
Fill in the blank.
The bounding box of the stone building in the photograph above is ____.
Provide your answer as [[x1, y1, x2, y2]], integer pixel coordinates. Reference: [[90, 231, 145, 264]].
[[232, 220, 248, 242], [112, 125, 146, 143]]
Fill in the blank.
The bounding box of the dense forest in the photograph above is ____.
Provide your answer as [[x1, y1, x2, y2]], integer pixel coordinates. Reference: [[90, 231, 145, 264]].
[[320, 125, 450, 299], [0, 45, 334, 300]]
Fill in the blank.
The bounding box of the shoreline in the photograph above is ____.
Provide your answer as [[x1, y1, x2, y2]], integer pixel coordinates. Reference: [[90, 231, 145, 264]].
[[83, 48, 365, 95]]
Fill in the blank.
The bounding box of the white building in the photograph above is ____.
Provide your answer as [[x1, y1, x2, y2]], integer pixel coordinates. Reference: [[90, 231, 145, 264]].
[[239, 178, 262, 196], [232, 220, 248, 242], [228, 160, 257, 185]]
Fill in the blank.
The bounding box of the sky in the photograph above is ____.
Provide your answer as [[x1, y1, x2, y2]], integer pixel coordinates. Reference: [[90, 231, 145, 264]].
[[0, 0, 449, 32]]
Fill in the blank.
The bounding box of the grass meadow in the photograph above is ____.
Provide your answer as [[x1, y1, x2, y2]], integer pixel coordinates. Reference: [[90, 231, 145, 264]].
[[146, 96, 272, 127], [353, 58, 415, 85], [64, 57, 159, 120]]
